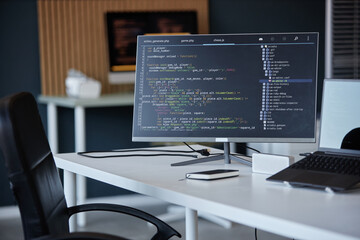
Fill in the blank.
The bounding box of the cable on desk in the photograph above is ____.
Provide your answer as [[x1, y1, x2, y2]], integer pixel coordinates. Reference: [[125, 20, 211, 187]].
[[237, 144, 261, 154], [183, 142, 258, 158], [77, 143, 254, 160], [77, 145, 212, 159], [77, 152, 198, 158], [183, 142, 212, 156]]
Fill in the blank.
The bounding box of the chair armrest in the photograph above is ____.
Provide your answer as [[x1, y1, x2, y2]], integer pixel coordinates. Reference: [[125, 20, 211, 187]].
[[34, 231, 128, 240], [67, 203, 181, 240]]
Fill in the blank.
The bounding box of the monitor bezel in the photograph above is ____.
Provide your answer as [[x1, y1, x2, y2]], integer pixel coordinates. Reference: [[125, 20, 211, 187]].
[[132, 32, 319, 144]]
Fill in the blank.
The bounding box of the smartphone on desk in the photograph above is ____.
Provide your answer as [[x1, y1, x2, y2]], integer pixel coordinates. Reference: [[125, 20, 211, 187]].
[[186, 169, 239, 180]]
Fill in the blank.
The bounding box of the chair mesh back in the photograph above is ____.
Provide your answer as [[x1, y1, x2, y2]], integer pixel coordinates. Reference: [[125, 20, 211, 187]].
[[0, 92, 69, 240]]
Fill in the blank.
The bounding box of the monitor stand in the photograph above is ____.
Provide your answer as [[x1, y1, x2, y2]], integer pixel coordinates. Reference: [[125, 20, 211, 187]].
[[171, 142, 252, 166]]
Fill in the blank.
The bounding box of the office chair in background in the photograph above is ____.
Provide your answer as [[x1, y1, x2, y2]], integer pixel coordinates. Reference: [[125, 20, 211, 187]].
[[0, 92, 181, 240]]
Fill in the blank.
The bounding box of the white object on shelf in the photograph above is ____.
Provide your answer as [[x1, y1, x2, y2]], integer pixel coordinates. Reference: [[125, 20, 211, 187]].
[[65, 69, 101, 98]]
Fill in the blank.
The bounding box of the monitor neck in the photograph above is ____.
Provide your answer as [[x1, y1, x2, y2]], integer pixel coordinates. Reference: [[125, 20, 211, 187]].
[[171, 142, 252, 167], [223, 142, 231, 164]]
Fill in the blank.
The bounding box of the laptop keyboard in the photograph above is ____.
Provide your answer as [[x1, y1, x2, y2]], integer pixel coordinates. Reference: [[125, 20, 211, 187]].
[[290, 154, 360, 176]]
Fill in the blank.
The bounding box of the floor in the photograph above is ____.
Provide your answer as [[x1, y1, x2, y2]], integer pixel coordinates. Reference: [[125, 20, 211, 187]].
[[0, 195, 292, 240]]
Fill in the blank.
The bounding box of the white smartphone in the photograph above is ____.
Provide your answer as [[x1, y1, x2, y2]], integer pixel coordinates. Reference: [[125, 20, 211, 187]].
[[185, 169, 239, 180]]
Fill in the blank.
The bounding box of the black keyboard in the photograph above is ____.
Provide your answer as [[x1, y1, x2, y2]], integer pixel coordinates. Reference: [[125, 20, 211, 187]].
[[290, 154, 360, 176]]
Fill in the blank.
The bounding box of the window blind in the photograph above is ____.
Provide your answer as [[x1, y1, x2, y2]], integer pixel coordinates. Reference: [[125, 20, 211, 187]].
[[332, 0, 360, 79]]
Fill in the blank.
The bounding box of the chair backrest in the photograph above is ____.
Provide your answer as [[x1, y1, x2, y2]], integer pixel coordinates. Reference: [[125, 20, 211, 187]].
[[0, 92, 70, 240]]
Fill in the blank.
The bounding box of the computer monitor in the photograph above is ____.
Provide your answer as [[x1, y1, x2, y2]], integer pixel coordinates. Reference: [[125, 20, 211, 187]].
[[132, 33, 319, 165]]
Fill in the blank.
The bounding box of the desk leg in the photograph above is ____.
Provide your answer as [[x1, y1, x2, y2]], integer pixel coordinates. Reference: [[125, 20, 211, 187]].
[[75, 106, 87, 227], [185, 208, 198, 240], [47, 103, 58, 153], [64, 170, 77, 231]]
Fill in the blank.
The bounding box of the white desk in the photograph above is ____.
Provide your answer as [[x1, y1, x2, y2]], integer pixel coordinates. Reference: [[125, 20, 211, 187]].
[[38, 93, 134, 153], [54, 145, 360, 240], [38, 93, 134, 227]]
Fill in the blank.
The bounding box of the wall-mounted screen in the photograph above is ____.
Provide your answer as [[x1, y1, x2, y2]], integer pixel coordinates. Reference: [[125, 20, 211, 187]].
[[106, 11, 198, 83]]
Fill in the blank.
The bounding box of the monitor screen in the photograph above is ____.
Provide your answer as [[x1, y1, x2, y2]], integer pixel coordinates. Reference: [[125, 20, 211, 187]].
[[132, 33, 318, 143]]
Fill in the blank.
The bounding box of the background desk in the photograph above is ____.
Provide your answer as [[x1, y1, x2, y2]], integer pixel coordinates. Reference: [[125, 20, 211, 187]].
[[38, 93, 134, 226], [54, 145, 360, 240]]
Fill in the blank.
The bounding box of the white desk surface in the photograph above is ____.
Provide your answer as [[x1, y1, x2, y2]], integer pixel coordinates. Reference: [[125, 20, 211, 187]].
[[38, 93, 134, 108], [54, 145, 360, 240]]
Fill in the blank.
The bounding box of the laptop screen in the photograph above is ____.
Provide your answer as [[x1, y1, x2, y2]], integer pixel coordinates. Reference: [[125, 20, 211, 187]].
[[319, 79, 360, 154]]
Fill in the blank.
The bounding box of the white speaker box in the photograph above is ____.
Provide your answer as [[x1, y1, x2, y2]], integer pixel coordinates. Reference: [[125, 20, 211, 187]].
[[252, 153, 295, 175]]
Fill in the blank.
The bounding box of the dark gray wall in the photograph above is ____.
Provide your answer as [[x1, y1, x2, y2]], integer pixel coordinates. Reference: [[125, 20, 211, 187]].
[[0, 0, 42, 206], [209, 0, 325, 100], [0, 0, 325, 206]]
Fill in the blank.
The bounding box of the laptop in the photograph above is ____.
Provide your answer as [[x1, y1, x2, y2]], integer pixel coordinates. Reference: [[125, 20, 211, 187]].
[[267, 79, 360, 192]]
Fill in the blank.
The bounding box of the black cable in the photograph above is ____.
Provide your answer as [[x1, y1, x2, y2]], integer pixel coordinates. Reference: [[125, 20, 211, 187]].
[[183, 142, 196, 151], [184, 142, 257, 160], [78, 142, 247, 159], [77, 144, 212, 159], [77, 152, 198, 158], [79, 148, 198, 154], [78, 143, 255, 159], [183, 142, 211, 156], [237, 144, 261, 153], [186, 142, 260, 156], [255, 228, 258, 240]]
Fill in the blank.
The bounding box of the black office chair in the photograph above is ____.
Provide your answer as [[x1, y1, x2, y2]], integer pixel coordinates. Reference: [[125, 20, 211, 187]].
[[0, 92, 181, 240], [341, 128, 360, 150]]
